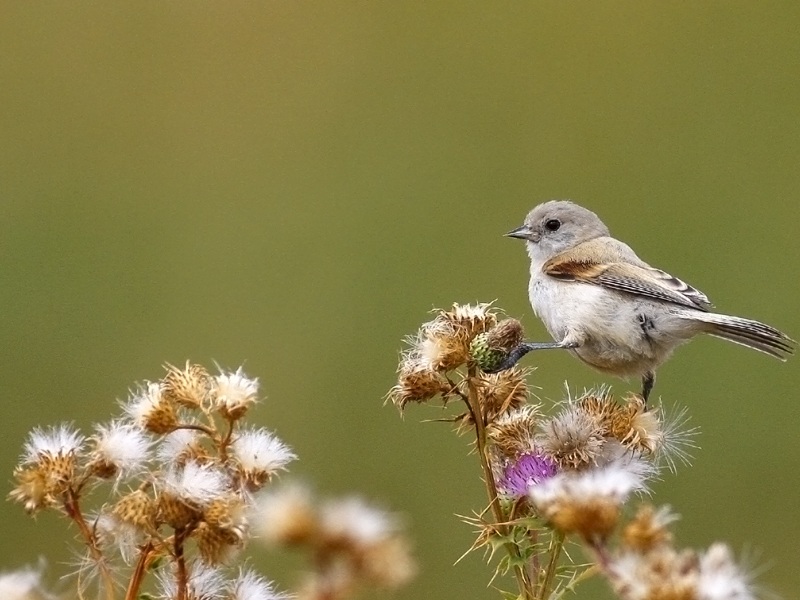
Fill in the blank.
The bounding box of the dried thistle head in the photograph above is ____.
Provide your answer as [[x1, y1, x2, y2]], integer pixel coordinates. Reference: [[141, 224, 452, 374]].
[[211, 367, 261, 420], [439, 302, 498, 342], [360, 535, 417, 589], [157, 429, 211, 468], [253, 483, 318, 546], [610, 547, 700, 600], [621, 504, 677, 553], [529, 460, 651, 541], [162, 362, 212, 409], [158, 461, 228, 528], [9, 424, 85, 513], [417, 319, 471, 371], [87, 421, 151, 482], [229, 427, 296, 492], [194, 496, 248, 564], [537, 404, 604, 470], [487, 404, 541, 460], [112, 489, 158, 531], [387, 359, 450, 410], [472, 367, 530, 425], [123, 382, 178, 434]]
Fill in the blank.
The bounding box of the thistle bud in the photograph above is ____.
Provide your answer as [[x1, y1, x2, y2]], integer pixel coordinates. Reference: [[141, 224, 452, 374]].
[[470, 319, 524, 372]]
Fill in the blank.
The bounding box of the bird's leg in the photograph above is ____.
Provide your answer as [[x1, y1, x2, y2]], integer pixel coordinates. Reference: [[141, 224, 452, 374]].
[[641, 371, 655, 405], [483, 339, 580, 373]]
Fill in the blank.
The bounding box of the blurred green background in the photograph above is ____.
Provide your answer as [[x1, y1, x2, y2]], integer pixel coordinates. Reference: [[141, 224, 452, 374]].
[[1, 3, 798, 598]]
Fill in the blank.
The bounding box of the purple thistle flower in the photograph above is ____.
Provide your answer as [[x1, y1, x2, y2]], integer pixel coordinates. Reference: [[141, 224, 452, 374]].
[[498, 452, 557, 499]]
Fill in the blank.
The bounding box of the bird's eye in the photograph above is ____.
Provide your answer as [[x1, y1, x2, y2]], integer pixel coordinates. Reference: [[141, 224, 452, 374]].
[[544, 219, 561, 232]]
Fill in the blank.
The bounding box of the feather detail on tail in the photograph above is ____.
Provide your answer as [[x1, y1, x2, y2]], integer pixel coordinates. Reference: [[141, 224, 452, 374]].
[[680, 311, 796, 360]]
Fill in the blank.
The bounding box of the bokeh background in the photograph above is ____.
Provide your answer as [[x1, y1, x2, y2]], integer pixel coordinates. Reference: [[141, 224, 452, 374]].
[[1, 3, 798, 598]]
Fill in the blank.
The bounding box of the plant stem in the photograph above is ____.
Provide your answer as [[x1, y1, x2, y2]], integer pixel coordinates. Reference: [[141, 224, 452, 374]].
[[124, 542, 155, 600], [465, 367, 535, 599], [175, 528, 188, 600], [538, 530, 565, 600], [63, 489, 116, 600]]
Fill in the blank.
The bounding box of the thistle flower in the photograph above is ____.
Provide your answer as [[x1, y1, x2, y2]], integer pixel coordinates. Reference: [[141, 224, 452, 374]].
[[537, 404, 604, 469], [496, 451, 557, 499], [162, 362, 212, 409], [529, 459, 652, 540], [230, 427, 296, 490], [213, 366, 260, 420], [123, 382, 178, 434], [253, 483, 317, 546], [88, 420, 151, 481]]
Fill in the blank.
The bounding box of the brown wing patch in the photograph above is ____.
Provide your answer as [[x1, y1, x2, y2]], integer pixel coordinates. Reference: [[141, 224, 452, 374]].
[[543, 259, 608, 280], [543, 257, 710, 311]]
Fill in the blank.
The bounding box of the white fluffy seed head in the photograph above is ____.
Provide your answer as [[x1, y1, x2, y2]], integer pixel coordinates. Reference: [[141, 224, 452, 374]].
[[531, 457, 653, 510], [252, 483, 317, 545], [213, 367, 260, 417], [231, 428, 296, 483], [231, 568, 288, 600], [90, 421, 151, 477], [157, 562, 225, 600], [163, 461, 229, 507], [22, 423, 84, 464], [320, 496, 397, 546], [0, 564, 57, 600], [698, 543, 754, 600]]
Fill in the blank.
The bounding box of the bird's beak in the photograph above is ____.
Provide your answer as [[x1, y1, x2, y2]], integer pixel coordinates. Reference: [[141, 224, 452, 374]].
[[505, 224, 538, 242]]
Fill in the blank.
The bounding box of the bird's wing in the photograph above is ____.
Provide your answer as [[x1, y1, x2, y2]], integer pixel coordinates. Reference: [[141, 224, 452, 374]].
[[543, 244, 712, 311]]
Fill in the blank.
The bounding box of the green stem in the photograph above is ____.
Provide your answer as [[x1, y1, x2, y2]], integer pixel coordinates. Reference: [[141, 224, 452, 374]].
[[465, 367, 534, 599], [538, 530, 565, 600]]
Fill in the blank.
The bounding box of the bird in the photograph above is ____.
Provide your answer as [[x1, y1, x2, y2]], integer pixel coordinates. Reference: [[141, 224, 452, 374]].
[[503, 200, 795, 402]]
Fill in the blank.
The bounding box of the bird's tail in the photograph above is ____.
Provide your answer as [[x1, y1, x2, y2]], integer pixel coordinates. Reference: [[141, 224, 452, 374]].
[[681, 311, 796, 360]]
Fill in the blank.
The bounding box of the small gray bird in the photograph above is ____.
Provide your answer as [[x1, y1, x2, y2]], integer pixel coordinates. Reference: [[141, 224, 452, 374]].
[[504, 200, 795, 401]]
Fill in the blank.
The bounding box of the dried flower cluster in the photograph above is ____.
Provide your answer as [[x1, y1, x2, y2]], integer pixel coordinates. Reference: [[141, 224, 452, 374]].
[[604, 505, 755, 600], [389, 303, 756, 600], [256, 485, 415, 598], [8, 362, 414, 600]]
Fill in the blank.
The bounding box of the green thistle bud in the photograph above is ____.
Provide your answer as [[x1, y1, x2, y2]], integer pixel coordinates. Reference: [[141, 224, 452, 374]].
[[470, 318, 524, 372]]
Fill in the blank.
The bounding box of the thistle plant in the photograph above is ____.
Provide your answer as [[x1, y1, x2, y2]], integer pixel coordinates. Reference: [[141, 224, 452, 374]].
[[7, 362, 415, 600], [388, 302, 758, 600]]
